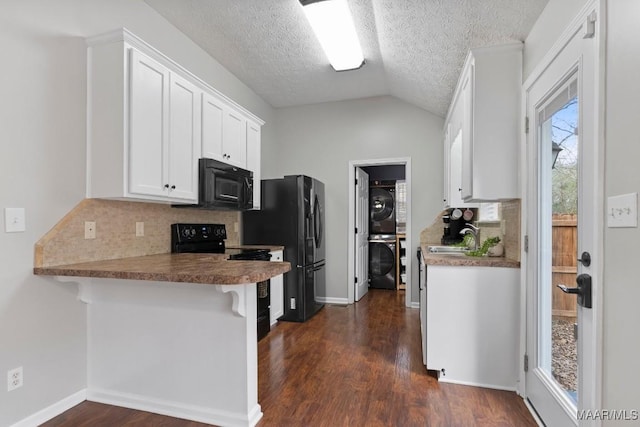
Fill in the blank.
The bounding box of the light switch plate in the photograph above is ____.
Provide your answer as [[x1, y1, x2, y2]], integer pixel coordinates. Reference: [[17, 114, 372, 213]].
[[5, 208, 26, 232], [607, 193, 638, 228]]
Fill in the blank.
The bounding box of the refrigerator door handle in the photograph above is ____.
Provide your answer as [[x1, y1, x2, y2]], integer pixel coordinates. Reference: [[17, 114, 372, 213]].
[[313, 194, 323, 249], [312, 263, 325, 272], [297, 261, 326, 270]]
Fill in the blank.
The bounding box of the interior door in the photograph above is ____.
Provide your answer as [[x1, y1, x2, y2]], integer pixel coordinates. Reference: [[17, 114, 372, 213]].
[[525, 8, 599, 426], [355, 168, 369, 301]]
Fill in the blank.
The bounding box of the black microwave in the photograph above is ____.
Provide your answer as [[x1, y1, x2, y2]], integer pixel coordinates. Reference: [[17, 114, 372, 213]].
[[186, 158, 253, 210]]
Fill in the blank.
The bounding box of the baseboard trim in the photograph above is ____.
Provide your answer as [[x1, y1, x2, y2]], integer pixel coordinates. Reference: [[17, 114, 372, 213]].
[[87, 388, 262, 427], [10, 389, 87, 427], [316, 296, 349, 305], [410, 302, 420, 309], [438, 377, 517, 392]]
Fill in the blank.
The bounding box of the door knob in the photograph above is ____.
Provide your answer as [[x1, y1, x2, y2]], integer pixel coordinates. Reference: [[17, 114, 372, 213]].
[[558, 273, 592, 309], [577, 251, 591, 267]]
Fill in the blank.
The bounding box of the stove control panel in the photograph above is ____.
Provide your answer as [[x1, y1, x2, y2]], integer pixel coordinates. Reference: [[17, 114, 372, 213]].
[[171, 223, 227, 245]]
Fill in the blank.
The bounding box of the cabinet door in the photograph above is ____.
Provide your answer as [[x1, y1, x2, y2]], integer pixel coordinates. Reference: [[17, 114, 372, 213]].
[[201, 93, 225, 162], [443, 124, 451, 208], [246, 120, 261, 209], [269, 250, 284, 325], [222, 109, 247, 168], [128, 49, 169, 197], [449, 130, 464, 206], [167, 73, 200, 202], [460, 64, 474, 201]]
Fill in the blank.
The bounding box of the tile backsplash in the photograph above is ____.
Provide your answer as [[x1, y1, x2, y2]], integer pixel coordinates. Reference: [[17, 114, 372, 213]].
[[34, 199, 240, 267], [420, 200, 521, 261], [501, 199, 521, 261]]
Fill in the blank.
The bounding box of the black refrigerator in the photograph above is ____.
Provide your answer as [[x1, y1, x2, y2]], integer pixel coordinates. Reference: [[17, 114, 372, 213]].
[[242, 175, 325, 322]]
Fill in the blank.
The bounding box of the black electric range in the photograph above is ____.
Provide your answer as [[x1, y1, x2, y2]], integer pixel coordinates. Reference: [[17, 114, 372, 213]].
[[171, 223, 272, 340]]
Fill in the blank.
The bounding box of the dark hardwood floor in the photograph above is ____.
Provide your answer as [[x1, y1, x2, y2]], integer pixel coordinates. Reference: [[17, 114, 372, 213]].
[[42, 289, 536, 427]]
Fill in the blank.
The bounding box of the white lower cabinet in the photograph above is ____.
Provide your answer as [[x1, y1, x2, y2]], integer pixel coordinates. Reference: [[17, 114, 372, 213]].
[[425, 264, 520, 390], [269, 250, 284, 325]]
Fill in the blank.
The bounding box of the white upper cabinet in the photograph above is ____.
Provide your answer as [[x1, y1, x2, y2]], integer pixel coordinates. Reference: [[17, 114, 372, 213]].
[[443, 124, 478, 208], [444, 43, 522, 203], [167, 73, 200, 201], [87, 28, 263, 205], [246, 120, 262, 210], [127, 51, 200, 202], [128, 49, 170, 199], [222, 110, 247, 167], [202, 93, 249, 169], [201, 93, 225, 162]]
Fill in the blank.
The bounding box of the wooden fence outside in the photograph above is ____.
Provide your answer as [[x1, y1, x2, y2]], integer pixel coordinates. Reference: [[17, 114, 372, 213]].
[[552, 214, 577, 318]]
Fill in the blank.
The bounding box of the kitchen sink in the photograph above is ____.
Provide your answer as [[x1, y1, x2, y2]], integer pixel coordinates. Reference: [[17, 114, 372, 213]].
[[427, 245, 469, 255]]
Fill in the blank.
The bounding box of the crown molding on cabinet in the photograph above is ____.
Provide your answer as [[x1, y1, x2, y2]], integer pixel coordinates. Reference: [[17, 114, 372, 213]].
[[87, 28, 265, 126]]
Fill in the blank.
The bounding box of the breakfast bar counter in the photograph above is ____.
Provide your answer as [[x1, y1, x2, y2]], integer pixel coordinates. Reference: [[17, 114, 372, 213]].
[[34, 253, 290, 427], [34, 252, 290, 284]]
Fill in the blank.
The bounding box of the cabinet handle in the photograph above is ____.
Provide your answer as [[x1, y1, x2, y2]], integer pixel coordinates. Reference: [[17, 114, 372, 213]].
[[170, 185, 176, 190], [458, 188, 462, 192], [164, 184, 170, 189]]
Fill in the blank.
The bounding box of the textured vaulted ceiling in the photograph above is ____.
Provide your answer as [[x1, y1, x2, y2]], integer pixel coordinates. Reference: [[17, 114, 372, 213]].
[[145, 0, 548, 117]]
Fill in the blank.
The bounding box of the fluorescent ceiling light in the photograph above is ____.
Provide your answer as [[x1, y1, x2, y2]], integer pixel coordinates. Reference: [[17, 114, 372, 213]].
[[300, 0, 365, 71]]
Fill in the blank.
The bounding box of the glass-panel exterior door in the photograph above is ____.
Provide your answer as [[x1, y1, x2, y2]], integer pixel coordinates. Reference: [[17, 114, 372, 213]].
[[537, 76, 580, 410]]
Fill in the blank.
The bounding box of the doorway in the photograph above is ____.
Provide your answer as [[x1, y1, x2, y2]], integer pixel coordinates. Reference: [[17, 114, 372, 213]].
[[522, 2, 603, 424], [347, 158, 412, 308]]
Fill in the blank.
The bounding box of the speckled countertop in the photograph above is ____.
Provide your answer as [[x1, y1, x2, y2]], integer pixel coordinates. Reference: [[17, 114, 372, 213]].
[[420, 244, 520, 268], [33, 253, 291, 285]]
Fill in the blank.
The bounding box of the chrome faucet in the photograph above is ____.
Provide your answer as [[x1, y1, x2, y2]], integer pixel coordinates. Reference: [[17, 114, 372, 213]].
[[460, 224, 480, 250]]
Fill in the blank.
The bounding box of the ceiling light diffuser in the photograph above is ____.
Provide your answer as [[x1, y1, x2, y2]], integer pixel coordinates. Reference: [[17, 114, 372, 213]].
[[299, 0, 365, 71]]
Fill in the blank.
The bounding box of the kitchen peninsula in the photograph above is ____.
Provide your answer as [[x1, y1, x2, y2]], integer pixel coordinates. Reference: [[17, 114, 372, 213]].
[[33, 199, 290, 427]]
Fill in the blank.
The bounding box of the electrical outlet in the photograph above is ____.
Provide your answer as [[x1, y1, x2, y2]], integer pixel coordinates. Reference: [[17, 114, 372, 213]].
[[84, 221, 96, 239], [7, 367, 23, 391], [290, 298, 296, 310], [136, 222, 144, 237]]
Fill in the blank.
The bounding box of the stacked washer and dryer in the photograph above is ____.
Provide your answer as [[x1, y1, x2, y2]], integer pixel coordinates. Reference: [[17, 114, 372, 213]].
[[368, 181, 397, 290]]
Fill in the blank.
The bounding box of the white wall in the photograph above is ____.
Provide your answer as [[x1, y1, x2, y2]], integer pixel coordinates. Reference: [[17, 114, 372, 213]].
[[525, 0, 640, 420], [602, 0, 640, 420], [523, 0, 590, 80], [271, 96, 444, 303], [0, 1, 274, 425]]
